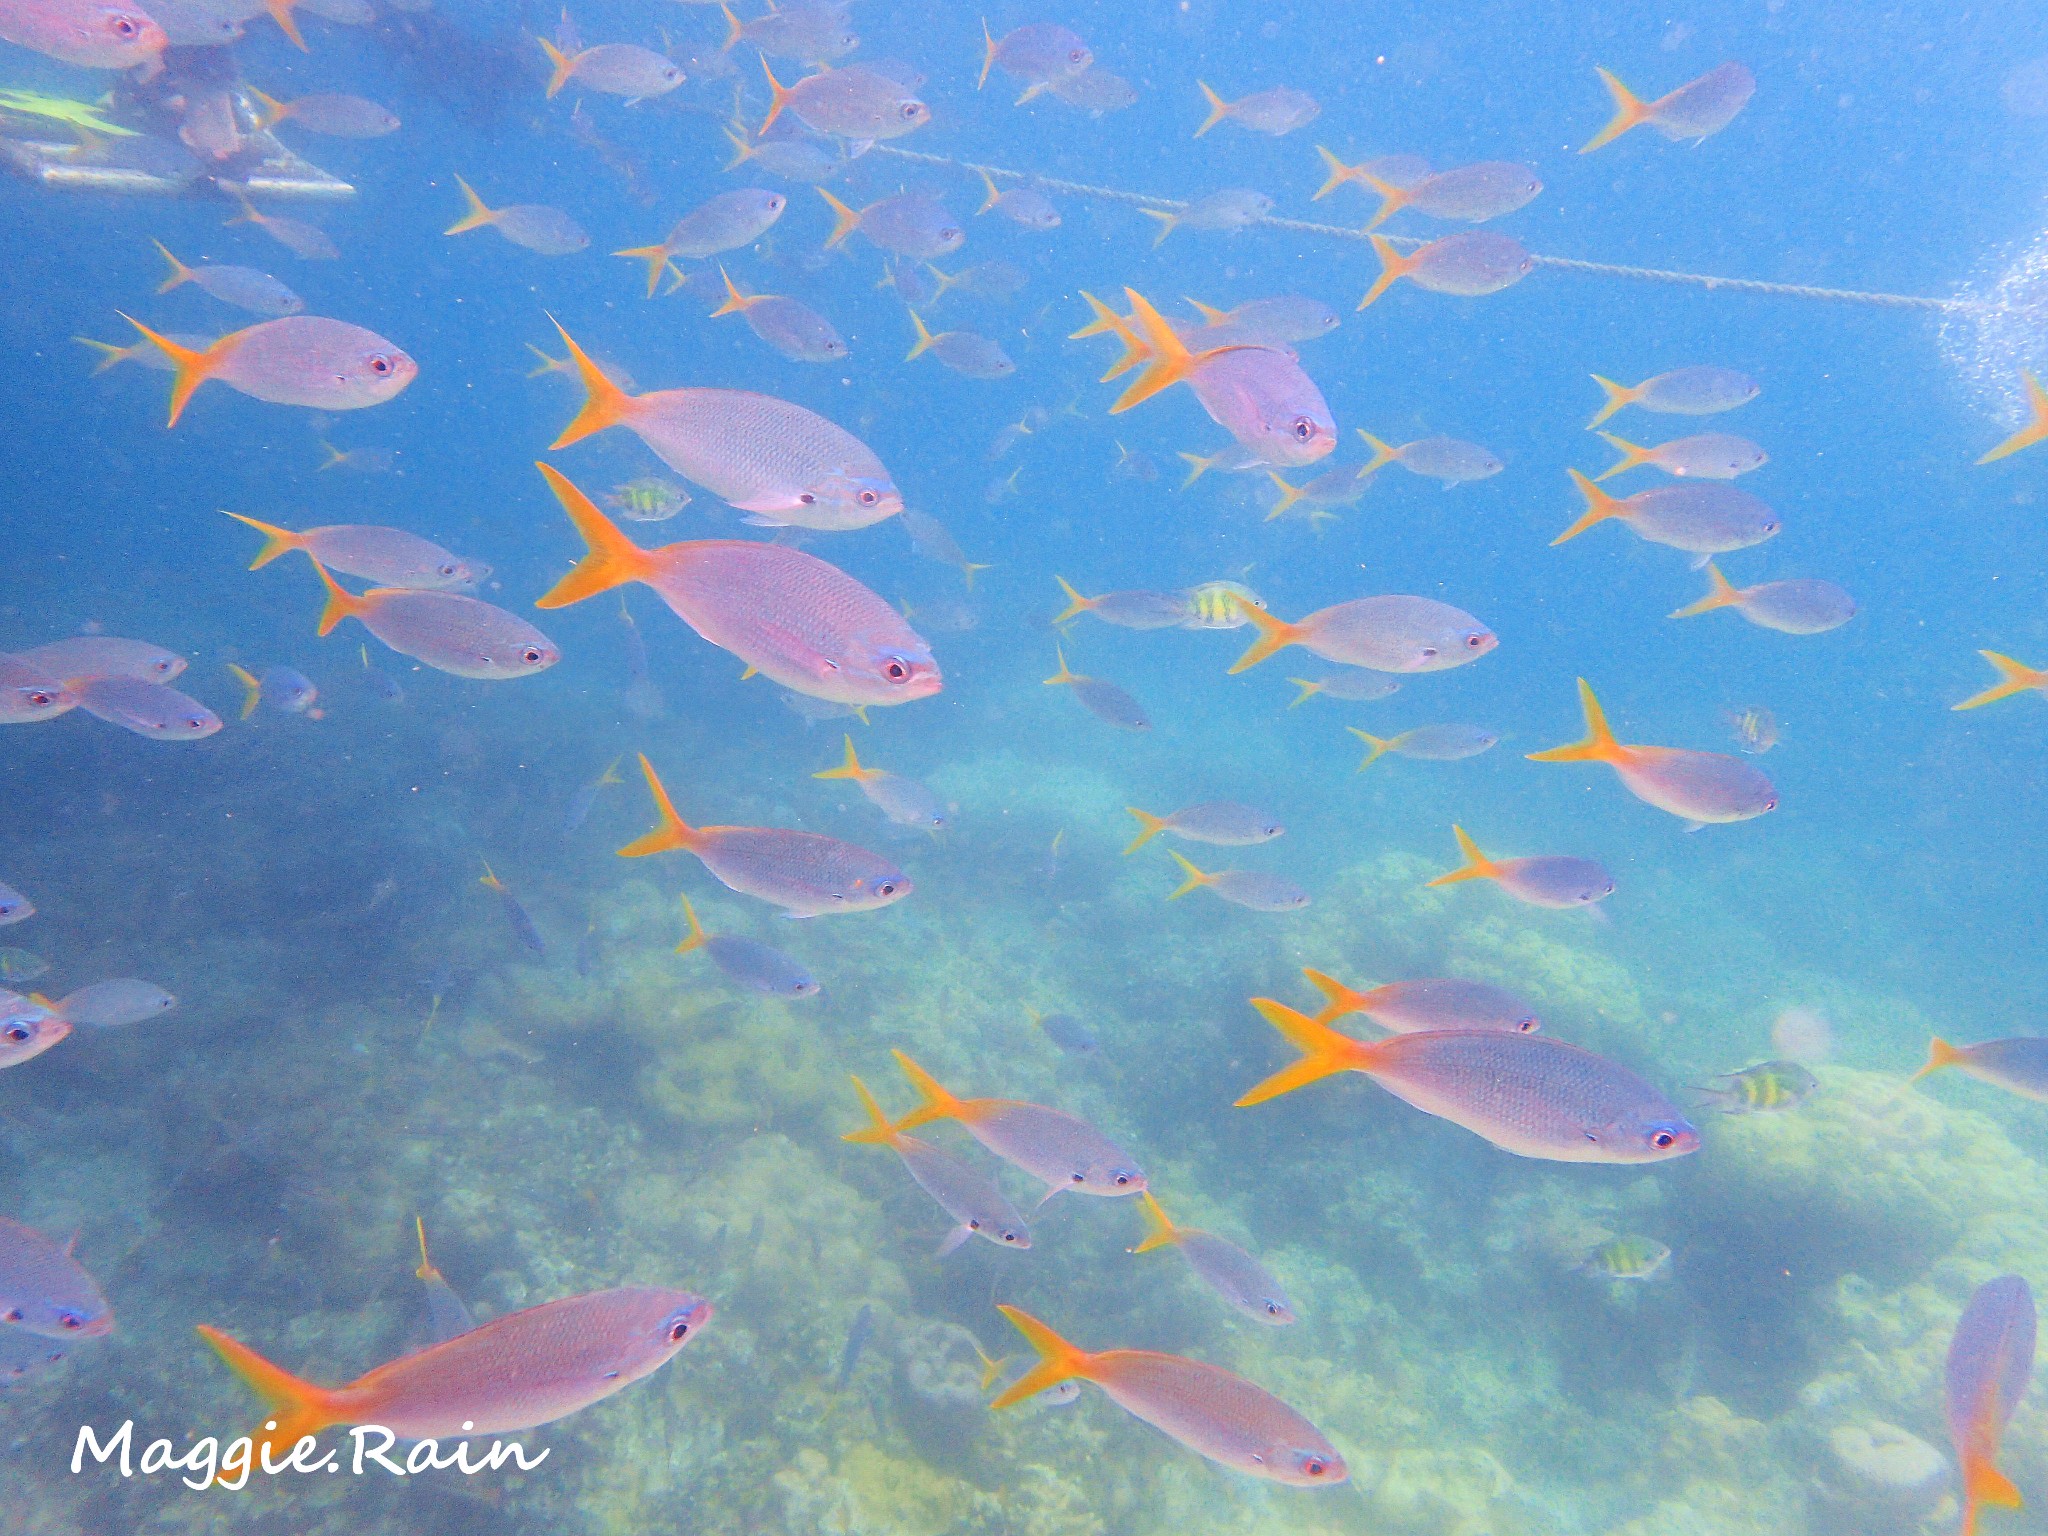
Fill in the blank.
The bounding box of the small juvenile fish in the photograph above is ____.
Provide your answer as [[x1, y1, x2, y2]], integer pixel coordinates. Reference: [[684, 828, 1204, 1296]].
[[1595, 432, 1766, 481], [0, 1215, 111, 1338], [722, 127, 840, 182], [976, 170, 1060, 229], [1946, 1274, 2036, 1536], [479, 862, 545, 954], [604, 478, 690, 523], [614, 190, 787, 295], [225, 663, 318, 719], [905, 311, 1013, 379], [1914, 1037, 2048, 1102], [1045, 66, 1135, 114], [117, 315, 415, 427], [0, 949, 46, 985], [1265, 466, 1362, 523], [0, 0, 164, 66], [1229, 595, 1496, 675], [199, 1286, 711, 1451], [1587, 367, 1759, 427], [1131, 1191, 1294, 1324], [1180, 581, 1265, 629], [153, 242, 301, 317], [760, 60, 929, 139], [1140, 188, 1273, 244], [1725, 706, 1779, 754], [1359, 231, 1533, 308], [563, 758, 623, 834], [0, 881, 30, 926], [1301, 968, 1540, 1034], [19, 637, 183, 684], [813, 735, 946, 830], [709, 269, 847, 363], [317, 442, 395, 474], [927, 258, 1028, 302], [1194, 80, 1318, 137], [1123, 802, 1283, 855], [1358, 161, 1542, 229], [413, 1218, 476, 1344], [1167, 852, 1308, 913], [844, 1077, 1030, 1255], [224, 194, 339, 260], [250, 88, 398, 137], [621, 755, 909, 918], [312, 563, 559, 682], [833, 1302, 872, 1391], [1359, 430, 1503, 485], [676, 895, 819, 998], [223, 512, 486, 590], [1029, 1008, 1099, 1058], [444, 176, 588, 256], [1528, 679, 1778, 827], [889, 1050, 1144, 1202], [1183, 294, 1340, 348], [1239, 1006, 1699, 1163], [721, 0, 855, 64], [1954, 651, 2048, 711], [991, 1306, 1343, 1485], [1427, 825, 1615, 909], [1052, 578, 1188, 631], [1581, 62, 1756, 153], [818, 189, 962, 260], [1311, 147, 1434, 201], [47, 978, 175, 1028], [1691, 1060, 1815, 1114], [1286, 669, 1399, 706], [0, 992, 68, 1068], [977, 20, 1090, 101], [1978, 371, 2048, 465], [1350, 724, 1499, 768], [901, 511, 987, 587], [73, 677, 220, 739], [1555, 470, 1781, 558], [1044, 647, 1150, 731], [538, 37, 684, 101], [0, 655, 74, 723], [1671, 563, 1856, 635], [1576, 1235, 1672, 1282]]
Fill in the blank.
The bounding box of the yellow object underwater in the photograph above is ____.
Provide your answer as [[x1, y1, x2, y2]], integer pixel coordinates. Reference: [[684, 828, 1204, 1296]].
[[0, 89, 137, 137]]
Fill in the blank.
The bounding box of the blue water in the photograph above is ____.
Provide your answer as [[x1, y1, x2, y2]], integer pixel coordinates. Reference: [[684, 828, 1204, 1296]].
[[5, 0, 2048, 1529]]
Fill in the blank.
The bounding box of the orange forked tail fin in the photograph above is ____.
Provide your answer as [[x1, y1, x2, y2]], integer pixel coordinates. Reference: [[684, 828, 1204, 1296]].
[[533, 462, 657, 609], [757, 54, 795, 133], [1302, 967, 1372, 1025], [196, 1325, 342, 1455], [1357, 234, 1414, 310], [1121, 807, 1169, 856], [905, 309, 939, 361], [220, 510, 305, 569], [1910, 1036, 1968, 1084], [1527, 678, 1625, 765], [976, 167, 1002, 215], [1962, 1448, 2025, 1533], [618, 754, 697, 858], [891, 1048, 971, 1132], [1236, 998, 1376, 1106], [1426, 824, 1500, 887], [264, 0, 307, 51], [1977, 372, 2048, 465], [1194, 79, 1230, 137], [118, 312, 226, 428], [1593, 431, 1653, 480], [675, 892, 707, 955], [977, 16, 996, 89], [815, 186, 863, 247], [1670, 562, 1742, 620], [1177, 450, 1220, 490], [152, 239, 194, 294], [1348, 727, 1393, 769], [1068, 290, 1123, 341], [226, 663, 262, 721], [842, 1075, 906, 1147], [413, 1216, 443, 1285], [813, 733, 875, 783], [538, 35, 577, 98], [1954, 651, 2048, 711], [545, 318, 638, 450], [444, 175, 497, 236], [709, 265, 755, 317], [1165, 850, 1213, 900], [1051, 575, 1095, 624], [247, 86, 288, 130], [1109, 288, 1205, 412], [1360, 170, 1411, 231], [1356, 429, 1400, 475], [1264, 472, 1303, 521], [614, 240, 677, 300], [1129, 1190, 1180, 1254], [989, 1305, 1095, 1409], [1554, 468, 1632, 544], [1586, 374, 1639, 428], [1580, 67, 1649, 153], [1312, 144, 1359, 201], [1226, 602, 1305, 675], [1043, 644, 1083, 688], [308, 559, 368, 638]]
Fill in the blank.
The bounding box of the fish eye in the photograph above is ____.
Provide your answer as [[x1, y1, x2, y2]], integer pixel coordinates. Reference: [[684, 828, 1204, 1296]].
[[1464, 633, 1487, 648], [113, 13, 139, 35], [941, 228, 961, 242], [666, 1317, 692, 1343], [859, 489, 879, 506], [968, 1219, 982, 1230], [1652, 1130, 1676, 1148], [1290, 416, 1314, 441], [900, 102, 922, 119], [3, 1025, 29, 1044], [876, 880, 898, 897], [1763, 797, 1778, 811], [26, 690, 55, 707], [368, 354, 394, 375], [884, 659, 909, 681], [1113, 1172, 1132, 1186], [1, 1308, 19, 1323], [521, 648, 545, 665], [438, 563, 459, 578], [1068, 48, 1086, 63], [1304, 1457, 1328, 1477]]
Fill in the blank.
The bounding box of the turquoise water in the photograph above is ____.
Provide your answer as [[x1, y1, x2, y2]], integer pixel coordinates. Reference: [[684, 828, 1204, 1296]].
[[5, 0, 2048, 1531]]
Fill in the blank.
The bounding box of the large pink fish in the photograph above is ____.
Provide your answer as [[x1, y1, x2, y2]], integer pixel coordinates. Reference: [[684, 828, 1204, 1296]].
[[1528, 679, 1777, 827], [311, 563, 558, 681], [120, 314, 415, 427], [1944, 1274, 2035, 1536], [0, 0, 164, 66], [199, 1286, 710, 1454], [534, 465, 937, 708]]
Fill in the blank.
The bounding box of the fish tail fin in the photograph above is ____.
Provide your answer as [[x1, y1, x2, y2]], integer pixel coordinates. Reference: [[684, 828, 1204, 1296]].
[[1285, 677, 1322, 707], [841, 1075, 902, 1145], [1963, 1451, 2024, 1528], [1264, 472, 1303, 521], [976, 168, 1000, 215], [538, 35, 574, 98], [308, 559, 364, 637], [756, 54, 791, 132], [545, 318, 637, 449], [195, 1325, 340, 1454], [413, 1216, 443, 1284], [444, 174, 497, 235], [1165, 849, 1212, 900], [524, 344, 563, 378], [152, 239, 192, 293], [1301, 967, 1364, 1024], [815, 186, 861, 247], [1357, 234, 1411, 310], [317, 440, 346, 471], [1554, 467, 1627, 544], [963, 562, 991, 591], [1978, 371, 2048, 464], [1357, 430, 1399, 474], [1311, 145, 1355, 201], [1910, 1036, 1967, 1084], [74, 336, 132, 374], [890, 1049, 966, 1131], [477, 860, 505, 893], [1670, 562, 1740, 619], [1129, 1190, 1179, 1253], [709, 264, 752, 316], [1139, 207, 1179, 246], [1236, 999, 1372, 1106], [1069, 289, 1119, 340], [1348, 727, 1391, 768], [533, 462, 655, 608], [1586, 374, 1638, 428], [971, 1342, 1010, 1392], [1110, 288, 1200, 412], [226, 663, 262, 720], [1051, 575, 1093, 624], [1426, 824, 1499, 886], [618, 754, 698, 858], [1593, 430, 1651, 480], [615, 241, 674, 299], [905, 309, 938, 360], [1194, 79, 1229, 137], [247, 86, 287, 129], [1580, 67, 1648, 152], [1185, 296, 1229, 325], [1042, 644, 1079, 687], [1360, 171, 1407, 231], [813, 733, 869, 782], [717, 1, 741, 51], [977, 16, 995, 89], [989, 1306, 1093, 1409], [1526, 677, 1622, 764], [1954, 651, 2048, 711], [720, 124, 757, 169], [118, 311, 218, 428], [675, 893, 707, 955], [221, 510, 302, 569], [265, 0, 307, 51], [1121, 807, 1167, 856], [1176, 450, 1217, 490], [1226, 603, 1303, 674]]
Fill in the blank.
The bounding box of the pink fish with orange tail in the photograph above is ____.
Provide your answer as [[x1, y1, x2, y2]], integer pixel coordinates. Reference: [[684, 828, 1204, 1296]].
[[1227, 594, 1495, 675], [198, 1286, 710, 1455], [1944, 1275, 2034, 1536], [1527, 679, 1777, 828], [115, 314, 415, 427], [1580, 63, 1756, 153]]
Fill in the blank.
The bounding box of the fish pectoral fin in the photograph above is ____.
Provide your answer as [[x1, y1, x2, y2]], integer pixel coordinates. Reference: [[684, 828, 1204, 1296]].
[[934, 1226, 972, 1258]]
